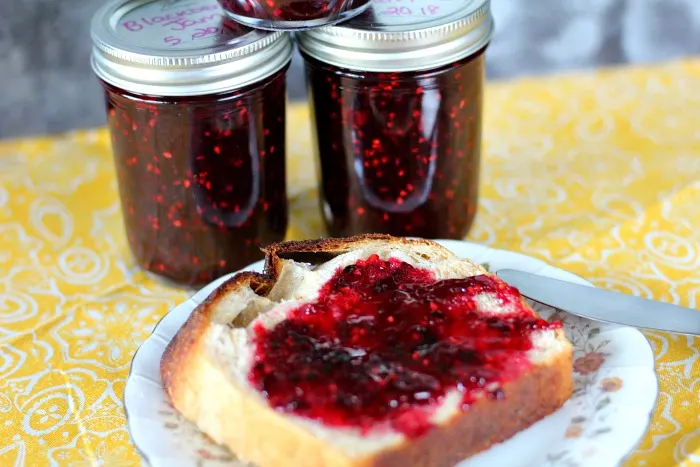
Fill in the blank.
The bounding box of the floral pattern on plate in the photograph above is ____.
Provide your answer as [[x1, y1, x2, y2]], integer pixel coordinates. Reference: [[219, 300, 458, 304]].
[[124, 241, 658, 467]]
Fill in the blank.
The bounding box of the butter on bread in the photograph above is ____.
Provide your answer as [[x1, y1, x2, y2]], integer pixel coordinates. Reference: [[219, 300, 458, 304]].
[[161, 234, 573, 467]]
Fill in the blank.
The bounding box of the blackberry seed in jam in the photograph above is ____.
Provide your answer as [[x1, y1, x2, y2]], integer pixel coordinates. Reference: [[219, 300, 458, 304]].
[[217, 0, 372, 30], [250, 255, 561, 438], [298, 0, 493, 240], [91, 0, 293, 286]]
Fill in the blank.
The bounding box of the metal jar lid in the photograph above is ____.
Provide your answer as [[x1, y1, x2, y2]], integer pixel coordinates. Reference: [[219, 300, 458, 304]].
[[297, 0, 493, 73], [91, 0, 293, 96]]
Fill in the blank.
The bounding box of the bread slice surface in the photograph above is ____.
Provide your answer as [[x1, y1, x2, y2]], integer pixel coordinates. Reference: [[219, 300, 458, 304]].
[[161, 234, 573, 467]]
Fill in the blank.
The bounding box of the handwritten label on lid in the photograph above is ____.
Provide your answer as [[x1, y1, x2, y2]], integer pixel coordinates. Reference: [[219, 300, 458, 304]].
[[116, 0, 248, 50], [363, 0, 478, 27]]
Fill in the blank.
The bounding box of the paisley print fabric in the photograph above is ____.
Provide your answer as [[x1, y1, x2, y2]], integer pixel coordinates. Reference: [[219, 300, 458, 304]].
[[0, 59, 699, 466]]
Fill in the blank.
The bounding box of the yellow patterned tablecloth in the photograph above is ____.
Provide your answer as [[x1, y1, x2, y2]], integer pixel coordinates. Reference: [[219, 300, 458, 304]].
[[1, 59, 699, 466]]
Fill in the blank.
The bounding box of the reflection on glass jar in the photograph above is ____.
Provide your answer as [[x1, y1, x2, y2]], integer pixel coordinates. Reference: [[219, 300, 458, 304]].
[[217, 0, 372, 30], [103, 71, 288, 285], [304, 53, 484, 238]]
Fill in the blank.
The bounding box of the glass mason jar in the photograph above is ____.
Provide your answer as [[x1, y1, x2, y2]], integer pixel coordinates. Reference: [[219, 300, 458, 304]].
[[217, 0, 372, 31], [298, 1, 493, 239], [91, 0, 293, 286]]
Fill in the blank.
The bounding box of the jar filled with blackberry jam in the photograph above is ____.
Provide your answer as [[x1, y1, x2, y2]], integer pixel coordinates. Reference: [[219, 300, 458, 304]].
[[91, 0, 293, 286], [298, 0, 493, 239], [217, 0, 372, 31]]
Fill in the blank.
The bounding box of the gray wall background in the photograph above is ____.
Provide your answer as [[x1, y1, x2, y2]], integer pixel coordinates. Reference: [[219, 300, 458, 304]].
[[1, 0, 699, 139]]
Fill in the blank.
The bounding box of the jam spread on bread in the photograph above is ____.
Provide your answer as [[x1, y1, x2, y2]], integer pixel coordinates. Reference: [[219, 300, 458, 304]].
[[250, 255, 561, 438]]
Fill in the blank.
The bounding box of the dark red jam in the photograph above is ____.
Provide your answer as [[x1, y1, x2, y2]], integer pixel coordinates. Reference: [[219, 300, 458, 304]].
[[102, 66, 288, 287], [218, 0, 371, 28], [250, 255, 560, 438], [303, 50, 485, 239]]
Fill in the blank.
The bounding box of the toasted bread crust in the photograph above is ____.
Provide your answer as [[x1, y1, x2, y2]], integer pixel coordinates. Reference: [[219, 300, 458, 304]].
[[161, 272, 274, 401], [161, 236, 573, 467], [262, 234, 455, 278], [368, 340, 572, 466]]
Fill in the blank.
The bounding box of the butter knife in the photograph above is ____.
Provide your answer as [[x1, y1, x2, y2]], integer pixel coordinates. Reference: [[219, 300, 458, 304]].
[[496, 269, 700, 336]]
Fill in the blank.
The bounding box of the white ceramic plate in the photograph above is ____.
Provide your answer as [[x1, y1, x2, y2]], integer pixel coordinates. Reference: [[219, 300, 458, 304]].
[[124, 240, 658, 467]]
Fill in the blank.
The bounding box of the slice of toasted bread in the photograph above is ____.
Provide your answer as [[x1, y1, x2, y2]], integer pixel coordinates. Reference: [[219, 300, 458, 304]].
[[161, 235, 573, 467]]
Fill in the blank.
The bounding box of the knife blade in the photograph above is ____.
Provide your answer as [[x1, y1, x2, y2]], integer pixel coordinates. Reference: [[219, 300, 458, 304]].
[[496, 269, 700, 336]]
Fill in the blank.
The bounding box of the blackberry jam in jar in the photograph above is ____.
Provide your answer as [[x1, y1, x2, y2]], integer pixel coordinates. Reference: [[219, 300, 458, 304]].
[[217, 0, 372, 31], [298, 0, 493, 239], [91, 0, 293, 286]]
